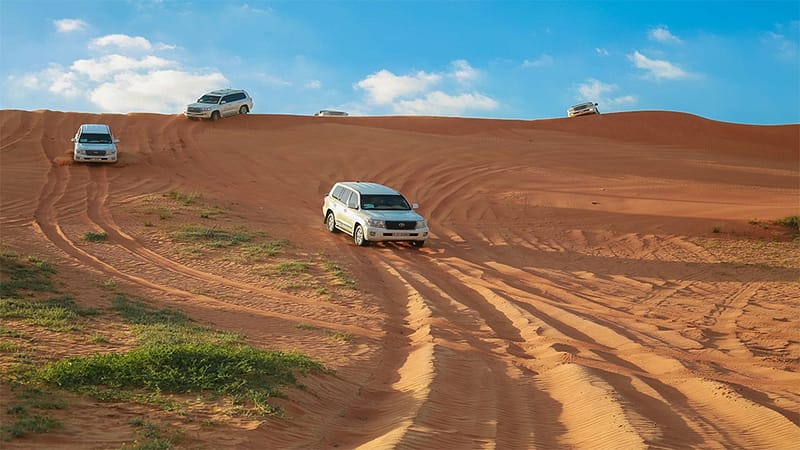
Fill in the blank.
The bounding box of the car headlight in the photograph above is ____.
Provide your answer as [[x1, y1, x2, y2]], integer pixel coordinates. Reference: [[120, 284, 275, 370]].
[[201, 106, 212, 111], [367, 218, 385, 228], [75, 149, 86, 155], [416, 220, 427, 228]]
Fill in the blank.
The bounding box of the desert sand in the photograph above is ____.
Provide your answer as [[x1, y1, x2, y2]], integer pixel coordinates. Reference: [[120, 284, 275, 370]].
[[0, 109, 798, 449]]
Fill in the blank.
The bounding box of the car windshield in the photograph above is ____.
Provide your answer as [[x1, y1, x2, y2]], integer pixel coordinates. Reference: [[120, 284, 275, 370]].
[[361, 195, 411, 210], [78, 133, 112, 144], [198, 95, 221, 104]]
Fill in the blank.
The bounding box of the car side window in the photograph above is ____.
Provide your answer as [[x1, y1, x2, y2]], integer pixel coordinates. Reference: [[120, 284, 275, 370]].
[[332, 186, 345, 201], [222, 94, 233, 103], [234, 93, 245, 101], [346, 191, 359, 209]]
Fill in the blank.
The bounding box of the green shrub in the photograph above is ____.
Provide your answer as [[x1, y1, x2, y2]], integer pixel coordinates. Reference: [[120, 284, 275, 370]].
[[82, 231, 108, 242]]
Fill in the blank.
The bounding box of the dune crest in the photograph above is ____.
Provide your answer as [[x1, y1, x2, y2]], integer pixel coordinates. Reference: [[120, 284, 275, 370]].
[[1, 110, 798, 449]]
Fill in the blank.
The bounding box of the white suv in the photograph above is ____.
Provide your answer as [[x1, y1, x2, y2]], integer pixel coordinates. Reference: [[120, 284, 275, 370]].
[[185, 89, 253, 121], [71, 123, 118, 163], [323, 182, 429, 247], [567, 101, 600, 117]]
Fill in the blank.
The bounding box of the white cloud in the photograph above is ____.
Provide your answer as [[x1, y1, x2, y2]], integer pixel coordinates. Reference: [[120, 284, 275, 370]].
[[90, 34, 153, 52], [71, 55, 174, 82], [523, 54, 553, 68], [90, 70, 228, 113], [451, 59, 478, 83], [577, 79, 617, 99], [605, 95, 637, 106], [394, 91, 498, 116], [648, 26, 682, 44], [54, 18, 88, 33], [356, 69, 441, 104], [305, 80, 322, 89], [11, 31, 225, 113], [629, 51, 689, 80], [575, 79, 637, 109], [354, 61, 498, 116], [595, 48, 609, 56], [763, 30, 798, 61]]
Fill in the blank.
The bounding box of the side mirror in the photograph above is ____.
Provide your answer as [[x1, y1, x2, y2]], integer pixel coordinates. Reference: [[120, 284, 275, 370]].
[[70, 138, 76, 142], [220, 100, 227, 104], [412, 203, 419, 209], [594, 103, 598, 106], [113, 138, 120, 143]]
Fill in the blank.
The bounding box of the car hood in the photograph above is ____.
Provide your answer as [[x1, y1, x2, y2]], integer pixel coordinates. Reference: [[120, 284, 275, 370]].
[[75, 143, 116, 151], [363, 210, 425, 221], [186, 102, 217, 109]]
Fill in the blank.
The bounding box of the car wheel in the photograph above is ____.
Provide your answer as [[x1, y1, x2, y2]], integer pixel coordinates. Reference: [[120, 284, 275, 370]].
[[239, 105, 249, 115], [353, 225, 369, 246], [211, 111, 221, 121], [326, 212, 339, 233], [411, 240, 425, 248]]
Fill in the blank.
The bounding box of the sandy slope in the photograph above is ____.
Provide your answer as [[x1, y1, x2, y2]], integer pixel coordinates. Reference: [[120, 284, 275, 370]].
[[1, 109, 798, 449]]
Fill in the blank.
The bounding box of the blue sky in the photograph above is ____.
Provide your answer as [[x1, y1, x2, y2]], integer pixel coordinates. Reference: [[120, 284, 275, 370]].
[[1, 1, 798, 125]]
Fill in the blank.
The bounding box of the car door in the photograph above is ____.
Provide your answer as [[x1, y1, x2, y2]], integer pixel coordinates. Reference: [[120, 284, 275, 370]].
[[337, 189, 359, 234], [221, 94, 237, 117]]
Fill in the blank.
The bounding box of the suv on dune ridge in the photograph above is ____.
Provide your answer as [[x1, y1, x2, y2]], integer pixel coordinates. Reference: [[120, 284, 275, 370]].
[[185, 89, 253, 121], [71, 123, 118, 163], [323, 181, 429, 247], [567, 101, 600, 117]]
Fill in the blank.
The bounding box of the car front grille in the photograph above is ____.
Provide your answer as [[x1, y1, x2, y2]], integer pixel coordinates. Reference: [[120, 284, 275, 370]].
[[187, 107, 204, 113], [386, 221, 417, 230], [86, 150, 106, 156]]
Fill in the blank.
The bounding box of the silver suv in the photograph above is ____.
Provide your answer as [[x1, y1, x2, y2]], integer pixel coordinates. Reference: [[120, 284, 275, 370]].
[[567, 101, 600, 117], [323, 182, 429, 247], [71, 123, 118, 163], [185, 89, 253, 121]]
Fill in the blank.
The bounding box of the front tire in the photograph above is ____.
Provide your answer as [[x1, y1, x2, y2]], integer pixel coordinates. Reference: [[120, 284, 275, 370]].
[[411, 240, 425, 248], [210, 111, 221, 121], [326, 212, 339, 233], [239, 105, 249, 115], [353, 224, 369, 246]]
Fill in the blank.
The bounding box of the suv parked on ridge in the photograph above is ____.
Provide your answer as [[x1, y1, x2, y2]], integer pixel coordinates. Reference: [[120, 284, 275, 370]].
[[71, 123, 119, 163], [185, 89, 253, 121], [567, 101, 600, 117], [323, 181, 429, 247]]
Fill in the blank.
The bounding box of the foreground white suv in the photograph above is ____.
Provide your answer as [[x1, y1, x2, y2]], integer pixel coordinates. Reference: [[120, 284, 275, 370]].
[[185, 89, 253, 121], [71, 123, 118, 163], [323, 182, 429, 247]]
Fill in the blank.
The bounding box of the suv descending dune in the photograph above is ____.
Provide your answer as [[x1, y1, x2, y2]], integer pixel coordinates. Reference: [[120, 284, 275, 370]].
[[323, 182, 429, 247]]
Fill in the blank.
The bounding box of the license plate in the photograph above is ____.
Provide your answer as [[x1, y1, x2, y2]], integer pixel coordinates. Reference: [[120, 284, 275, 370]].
[[395, 232, 409, 236]]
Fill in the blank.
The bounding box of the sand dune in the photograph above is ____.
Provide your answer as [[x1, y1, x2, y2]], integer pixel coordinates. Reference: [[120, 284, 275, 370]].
[[1, 109, 798, 449]]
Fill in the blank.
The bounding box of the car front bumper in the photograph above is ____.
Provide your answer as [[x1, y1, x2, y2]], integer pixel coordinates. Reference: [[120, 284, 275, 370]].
[[364, 225, 429, 242], [74, 153, 117, 163]]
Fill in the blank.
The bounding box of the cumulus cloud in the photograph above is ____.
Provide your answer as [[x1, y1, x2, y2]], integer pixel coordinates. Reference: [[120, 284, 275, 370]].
[[648, 26, 682, 44], [354, 61, 499, 116], [71, 55, 173, 82], [90, 70, 227, 112], [451, 60, 478, 83], [54, 18, 88, 33], [575, 79, 637, 109], [10, 32, 228, 113], [356, 69, 441, 104], [629, 51, 689, 80], [394, 91, 498, 116], [577, 79, 617, 99], [522, 54, 554, 68], [90, 34, 153, 52]]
